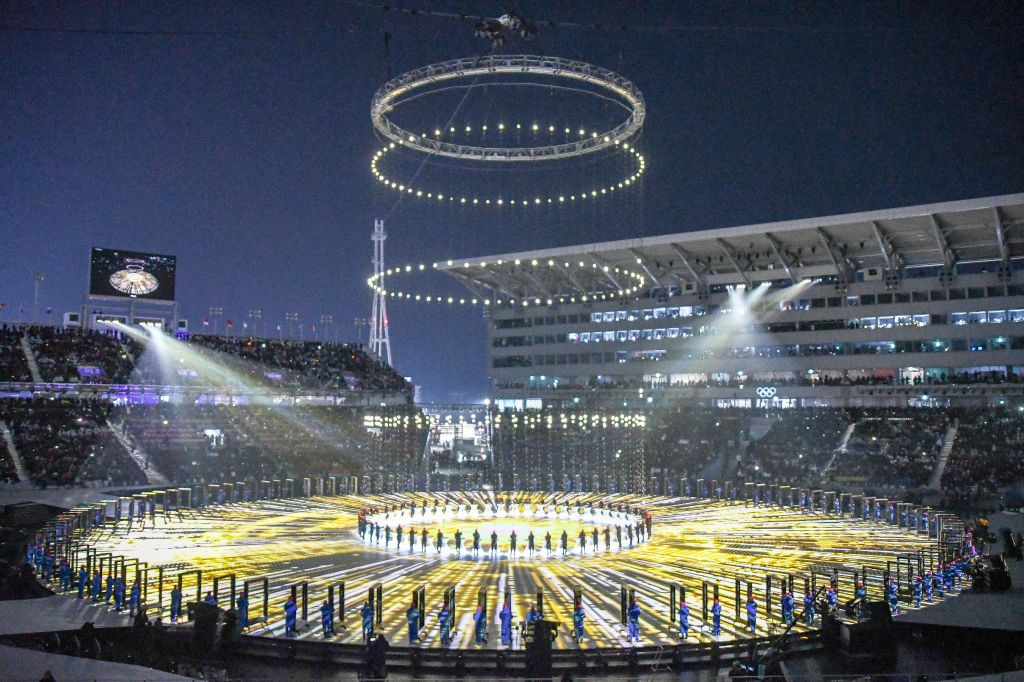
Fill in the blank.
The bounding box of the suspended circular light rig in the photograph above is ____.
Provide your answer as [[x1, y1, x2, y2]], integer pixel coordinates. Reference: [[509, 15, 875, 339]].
[[369, 53, 648, 208], [371, 138, 645, 206], [371, 54, 645, 163], [367, 259, 646, 308]]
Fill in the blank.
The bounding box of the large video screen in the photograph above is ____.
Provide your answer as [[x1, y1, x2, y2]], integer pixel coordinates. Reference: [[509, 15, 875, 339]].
[[89, 248, 177, 300]]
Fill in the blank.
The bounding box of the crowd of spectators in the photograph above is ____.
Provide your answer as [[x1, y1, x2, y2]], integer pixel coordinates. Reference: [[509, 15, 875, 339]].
[[0, 325, 410, 397], [0, 398, 146, 487], [0, 319, 1021, 503], [0, 441, 17, 483], [833, 411, 952, 488], [647, 406, 746, 479], [735, 408, 854, 484], [25, 327, 136, 384], [116, 403, 387, 485], [185, 336, 410, 393], [942, 409, 1024, 503], [0, 326, 32, 382]]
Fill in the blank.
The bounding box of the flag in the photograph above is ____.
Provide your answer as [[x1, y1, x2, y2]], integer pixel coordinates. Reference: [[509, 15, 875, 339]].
[[203, 318, 210, 326], [0, 303, 6, 311], [242, 321, 248, 329], [226, 320, 234, 328], [46, 307, 53, 315]]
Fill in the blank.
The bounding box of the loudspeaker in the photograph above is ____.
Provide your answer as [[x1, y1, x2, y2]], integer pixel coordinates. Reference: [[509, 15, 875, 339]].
[[191, 602, 221, 655], [524, 620, 556, 678]]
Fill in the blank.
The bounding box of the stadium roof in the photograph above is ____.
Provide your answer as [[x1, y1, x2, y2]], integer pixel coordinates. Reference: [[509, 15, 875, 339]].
[[441, 193, 1024, 299]]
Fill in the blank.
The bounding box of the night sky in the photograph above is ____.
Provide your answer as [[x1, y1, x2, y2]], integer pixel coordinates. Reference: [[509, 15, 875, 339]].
[[2, 1, 1022, 402]]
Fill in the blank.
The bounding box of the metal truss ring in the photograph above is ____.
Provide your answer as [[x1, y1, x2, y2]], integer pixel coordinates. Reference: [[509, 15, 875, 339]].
[[371, 54, 646, 163]]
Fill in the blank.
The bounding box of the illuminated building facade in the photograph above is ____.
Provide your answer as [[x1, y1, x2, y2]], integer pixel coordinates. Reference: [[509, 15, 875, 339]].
[[442, 194, 1024, 408]]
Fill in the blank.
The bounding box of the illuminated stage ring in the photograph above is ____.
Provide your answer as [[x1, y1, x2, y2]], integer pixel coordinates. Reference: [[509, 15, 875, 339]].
[[371, 55, 646, 162], [367, 259, 646, 307], [363, 502, 646, 557], [371, 139, 645, 207]]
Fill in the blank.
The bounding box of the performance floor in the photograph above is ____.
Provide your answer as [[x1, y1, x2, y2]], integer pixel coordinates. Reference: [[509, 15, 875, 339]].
[[70, 492, 940, 651]]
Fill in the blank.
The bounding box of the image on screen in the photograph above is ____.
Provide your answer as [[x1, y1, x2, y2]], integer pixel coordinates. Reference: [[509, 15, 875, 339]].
[[89, 248, 177, 300]]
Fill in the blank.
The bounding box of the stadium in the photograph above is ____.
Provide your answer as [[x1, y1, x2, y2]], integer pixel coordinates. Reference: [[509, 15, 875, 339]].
[[2, 3, 1023, 682]]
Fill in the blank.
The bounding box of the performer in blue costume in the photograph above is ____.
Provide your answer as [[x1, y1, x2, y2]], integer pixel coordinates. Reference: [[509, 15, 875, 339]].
[[360, 600, 374, 642], [237, 591, 249, 629], [76, 566, 87, 599], [573, 603, 586, 642], [320, 599, 335, 638], [473, 603, 487, 644], [170, 585, 182, 622], [781, 591, 794, 626], [406, 599, 420, 643], [284, 597, 298, 636], [678, 600, 690, 639], [129, 581, 140, 616], [438, 603, 452, 647], [887, 579, 899, 615], [499, 601, 513, 646], [626, 597, 641, 642]]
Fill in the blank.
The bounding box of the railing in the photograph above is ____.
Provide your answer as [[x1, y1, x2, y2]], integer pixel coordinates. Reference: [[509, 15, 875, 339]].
[[27, 475, 968, 667]]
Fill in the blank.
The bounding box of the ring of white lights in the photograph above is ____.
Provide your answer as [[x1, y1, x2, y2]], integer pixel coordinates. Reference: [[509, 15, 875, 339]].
[[371, 139, 646, 207], [362, 502, 646, 558], [370, 55, 646, 162], [367, 259, 647, 308]]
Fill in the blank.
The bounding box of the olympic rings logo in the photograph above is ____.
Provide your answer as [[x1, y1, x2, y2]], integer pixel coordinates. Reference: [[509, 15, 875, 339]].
[[755, 386, 777, 399]]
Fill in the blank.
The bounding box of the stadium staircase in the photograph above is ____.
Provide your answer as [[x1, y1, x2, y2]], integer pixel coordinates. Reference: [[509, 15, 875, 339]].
[[19, 335, 43, 384], [106, 419, 170, 486], [927, 420, 959, 489], [0, 420, 30, 484]]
